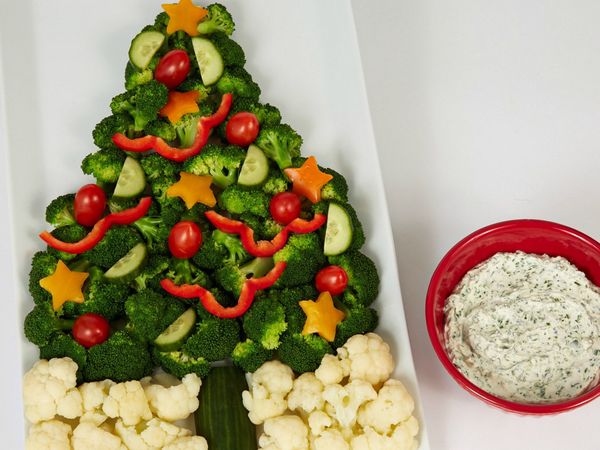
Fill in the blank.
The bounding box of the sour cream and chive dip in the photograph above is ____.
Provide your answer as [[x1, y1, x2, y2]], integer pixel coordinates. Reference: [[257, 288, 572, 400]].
[[444, 251, 600, 404]]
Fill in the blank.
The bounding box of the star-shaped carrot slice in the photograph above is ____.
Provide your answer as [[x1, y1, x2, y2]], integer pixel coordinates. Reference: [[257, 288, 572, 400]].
[[299, 291, 346, 342], [160, 90, 200, 124], [39, 260, 89, 311], [284, 156, 334, 204], [167, 172, 216, 209], [162, 0, 208, 36]]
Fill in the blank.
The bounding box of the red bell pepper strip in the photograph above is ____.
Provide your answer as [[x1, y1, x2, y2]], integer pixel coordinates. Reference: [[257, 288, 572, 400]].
[[40, 197, 152, 254], [161, 261, 287, 318], [286, 214, 327, 234], [239, 227, 289, 258], [204, 210, 245, 234], [200, 92, 233, 128], [111, 134, 157, 152]]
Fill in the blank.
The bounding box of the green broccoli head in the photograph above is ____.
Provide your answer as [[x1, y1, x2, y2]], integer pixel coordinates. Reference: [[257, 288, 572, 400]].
[[23, 302, 74, 347], [243, 297, 287, 350], [39, 333, 87, 380], [84, 226, 142, 269], [320, 168, 349, 203], [183, 316, 240, 361], [81, 148, 126, 184], [213, 230, 249, 263], [197, 3, 235, 35], [216, 67, 260, 101], [62, 275, 130, 321], [267, 285, 318, 334], [273, 233, 326, 287], [219, 184, 270, 217], [124, 62, 153, 91], [277, 333, 332, 373], [178, 77, 213, 99], [47, 225, 88, 262], [255, 124, 303, 170], [261, 168, 289, 195], [215, 256, 274, 295], [333, 306, 378, 349], [110, 80, 169, 132], [134, 255, 170, 291], [92, 114, 134, 151], [84, 330, 153, 382], [168, 30, 194, 55], [140, 154, 181, 181], [209, 32, 245, 67], [328, 251, 379, 308], [165, 258, 212, 286], [145, 118, 177, 142], [45, 194, 76, 228], [133, 216, 170, 255], [232, 339, 273, 373], [125, 289, 187, 342], [191, 231, 228, 270], [182, 144, 246, 188], [153, 348, 210, 379], [29, 252, 59, 305], [153, 11, 170, 32], [238, 213, 284, 241]]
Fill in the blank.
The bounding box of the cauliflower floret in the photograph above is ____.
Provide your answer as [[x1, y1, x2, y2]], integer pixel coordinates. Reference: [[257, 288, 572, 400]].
[[313, 429, 350, 450], [259, 415, 309, 450], [143, 373, 201, 421], [357, 379, 415, 434], [26, 419, 72, 450], [391, 416, 419, 450], [102, 380, 152, 426], [307, 410, 333, 436], [163, 436, 209, 450], [242, 360, 294, 425], [315, 354, 350, 385], [339, 333, 393, 387], [115, 417, 192, 450], [79, 411, 108, 426], [71, 421, 126, 450], [287, 373, 324, 414], [79, 380, 115, 412], [351, 423, 418, 450], [322, 380, 376, 428], [23, 358, 83, 423]]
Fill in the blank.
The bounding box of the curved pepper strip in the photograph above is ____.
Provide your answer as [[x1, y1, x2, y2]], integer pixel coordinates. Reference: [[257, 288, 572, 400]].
[[111, 93, 233, 161], [39, 197, 152, 254], [160, 261, 287, 318]]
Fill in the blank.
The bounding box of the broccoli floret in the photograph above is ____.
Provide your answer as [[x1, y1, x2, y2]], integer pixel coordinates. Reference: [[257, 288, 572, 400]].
[[267, 285, 318, 334], [29, 252, 59, 305], [140, 154, 181, 181], [134, 255, 170, 291], [173, 112, 202, 148], [255, 124, 302, 170], [92, 114, 134, 151], [84, 226, 142, 269], [81, 148, 126, 184], [328, 251, 379, 308], [84, 330, 153, 382], [321, 168, 348, 203], [219, 185, 270, 217], [197, 3, 235, 36], [261, 168, 289, 195], [243, 297, 287, 350], [179, 77, 213, 99], [232, 339, 273, 373], [149, 175, 178, 205], [110, 80, 169, 131], [183, 144, 246, 188], [39, 333, 87, 379], [213, 230, 249, 263], [23, 303, 74, 347], [191, 232, 228, 270], [133, 216, 170, 254], [47, 225, 88, 262], [125, 289, 187, 342], [215, 256, 273, 295], [216, 67, 260, 101], [153, 11, 170, 32], [333, 306, 378, 349], [183, 317, 240, 361], [277, 333, 332, 373], [124, 62, 153, 90], [273, 233, 325, 287], [145, 118, 177, 142], [165, 258, 211, 286], [45, 194, 76, 228], [168, 30, 193, 55], [209, 32, 245, 67], [153, 348, 210, 378], [238, 213, 283, 240]]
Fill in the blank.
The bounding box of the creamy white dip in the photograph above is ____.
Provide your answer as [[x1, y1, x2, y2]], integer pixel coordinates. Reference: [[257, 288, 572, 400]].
[[444, 251, 600, 403]]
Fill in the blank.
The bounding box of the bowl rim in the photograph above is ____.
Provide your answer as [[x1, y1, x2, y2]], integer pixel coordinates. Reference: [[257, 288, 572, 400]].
[[425, 218, 600, 414]]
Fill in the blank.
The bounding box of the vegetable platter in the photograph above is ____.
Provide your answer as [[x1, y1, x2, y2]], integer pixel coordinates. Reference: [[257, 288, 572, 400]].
[[0, 0, 430, 448]]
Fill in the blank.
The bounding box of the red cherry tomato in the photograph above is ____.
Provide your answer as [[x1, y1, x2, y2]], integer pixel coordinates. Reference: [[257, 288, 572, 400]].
[[74, 184, 106, 227], [169, 221, 203, 259], [315, 265, 349, 296], [72, 313, 110, 348], [225, 112, 260, 146], [154, 50, 190, 89], [269, 192, 301, 225]]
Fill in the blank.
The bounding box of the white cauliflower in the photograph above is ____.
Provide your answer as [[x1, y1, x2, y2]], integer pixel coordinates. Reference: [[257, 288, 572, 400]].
[[339, 333, 394, 387], [357, 379, 415, 434], [79, 380, 114, 412], [25, 420, 72, 450], [351, 423, 418, 450], [103, 380, 152, 426], [23, 358, 83, 423], [143, 373, 201, 421], [115, 417, 192, 450], [71, 421, 126, 450], [163, 436, 209, 450], [287, 373, 324, 414], [315, 354, 350, 385], [307, 410, 333, 436], [391, 416, 420, 450], [322, 380, 376, 428], [313, 429, 350, 450], [259, 415, 309, 450], [242, 360, 294, 425]]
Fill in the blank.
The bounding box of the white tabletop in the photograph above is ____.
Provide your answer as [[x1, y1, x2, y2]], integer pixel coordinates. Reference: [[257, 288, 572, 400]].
[[353, 1, 600, 449]]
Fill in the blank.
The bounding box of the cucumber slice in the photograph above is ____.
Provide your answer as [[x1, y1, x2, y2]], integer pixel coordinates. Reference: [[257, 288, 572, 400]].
[[323, 203, 353, 256], [191, 37, 224, 85], [238, 145, 269, 186], [113, 156, 146, 199], [240, 257, 274, 278], [129, 31, 165, 69], [154, 308, 196, 352], [104, 243, 147, 282]]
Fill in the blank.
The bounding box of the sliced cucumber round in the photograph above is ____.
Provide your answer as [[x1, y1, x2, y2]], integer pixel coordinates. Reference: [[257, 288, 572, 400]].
[[104, 243, 147, 282], [129, 31, 165, 69], [154, 308, 197, 352], [191, 37, 224, 85], [113, 156, 146, 199], [238, 145, 269, 186], [323, 203, 353, 256]]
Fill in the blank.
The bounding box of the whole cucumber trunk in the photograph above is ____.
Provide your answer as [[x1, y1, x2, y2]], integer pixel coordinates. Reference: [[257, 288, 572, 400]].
[[195, 366, 257, 450]]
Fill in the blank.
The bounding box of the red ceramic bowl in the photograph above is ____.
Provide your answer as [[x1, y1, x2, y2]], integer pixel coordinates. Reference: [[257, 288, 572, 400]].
[[426, 219, 600, 414]]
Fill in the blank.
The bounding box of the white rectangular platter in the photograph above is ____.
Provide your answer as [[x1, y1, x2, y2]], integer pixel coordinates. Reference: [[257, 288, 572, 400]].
[[0, 1, 430, 448]]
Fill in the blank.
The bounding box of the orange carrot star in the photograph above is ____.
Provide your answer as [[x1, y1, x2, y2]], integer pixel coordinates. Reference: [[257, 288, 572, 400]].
[[284, 156, 334, 204], [162, 0, 208, 36], [160, 90, 200, 124]]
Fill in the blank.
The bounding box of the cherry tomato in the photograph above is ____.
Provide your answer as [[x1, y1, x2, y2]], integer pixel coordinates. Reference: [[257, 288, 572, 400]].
[[269, 192, 301, 225], [74, 184, 106, 227], [169, 221, 203, 258], [225, 112, 260, 146], [72, 313, 110, 348], [154, 50, 190, 89], [315, 265, 349, 296]]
